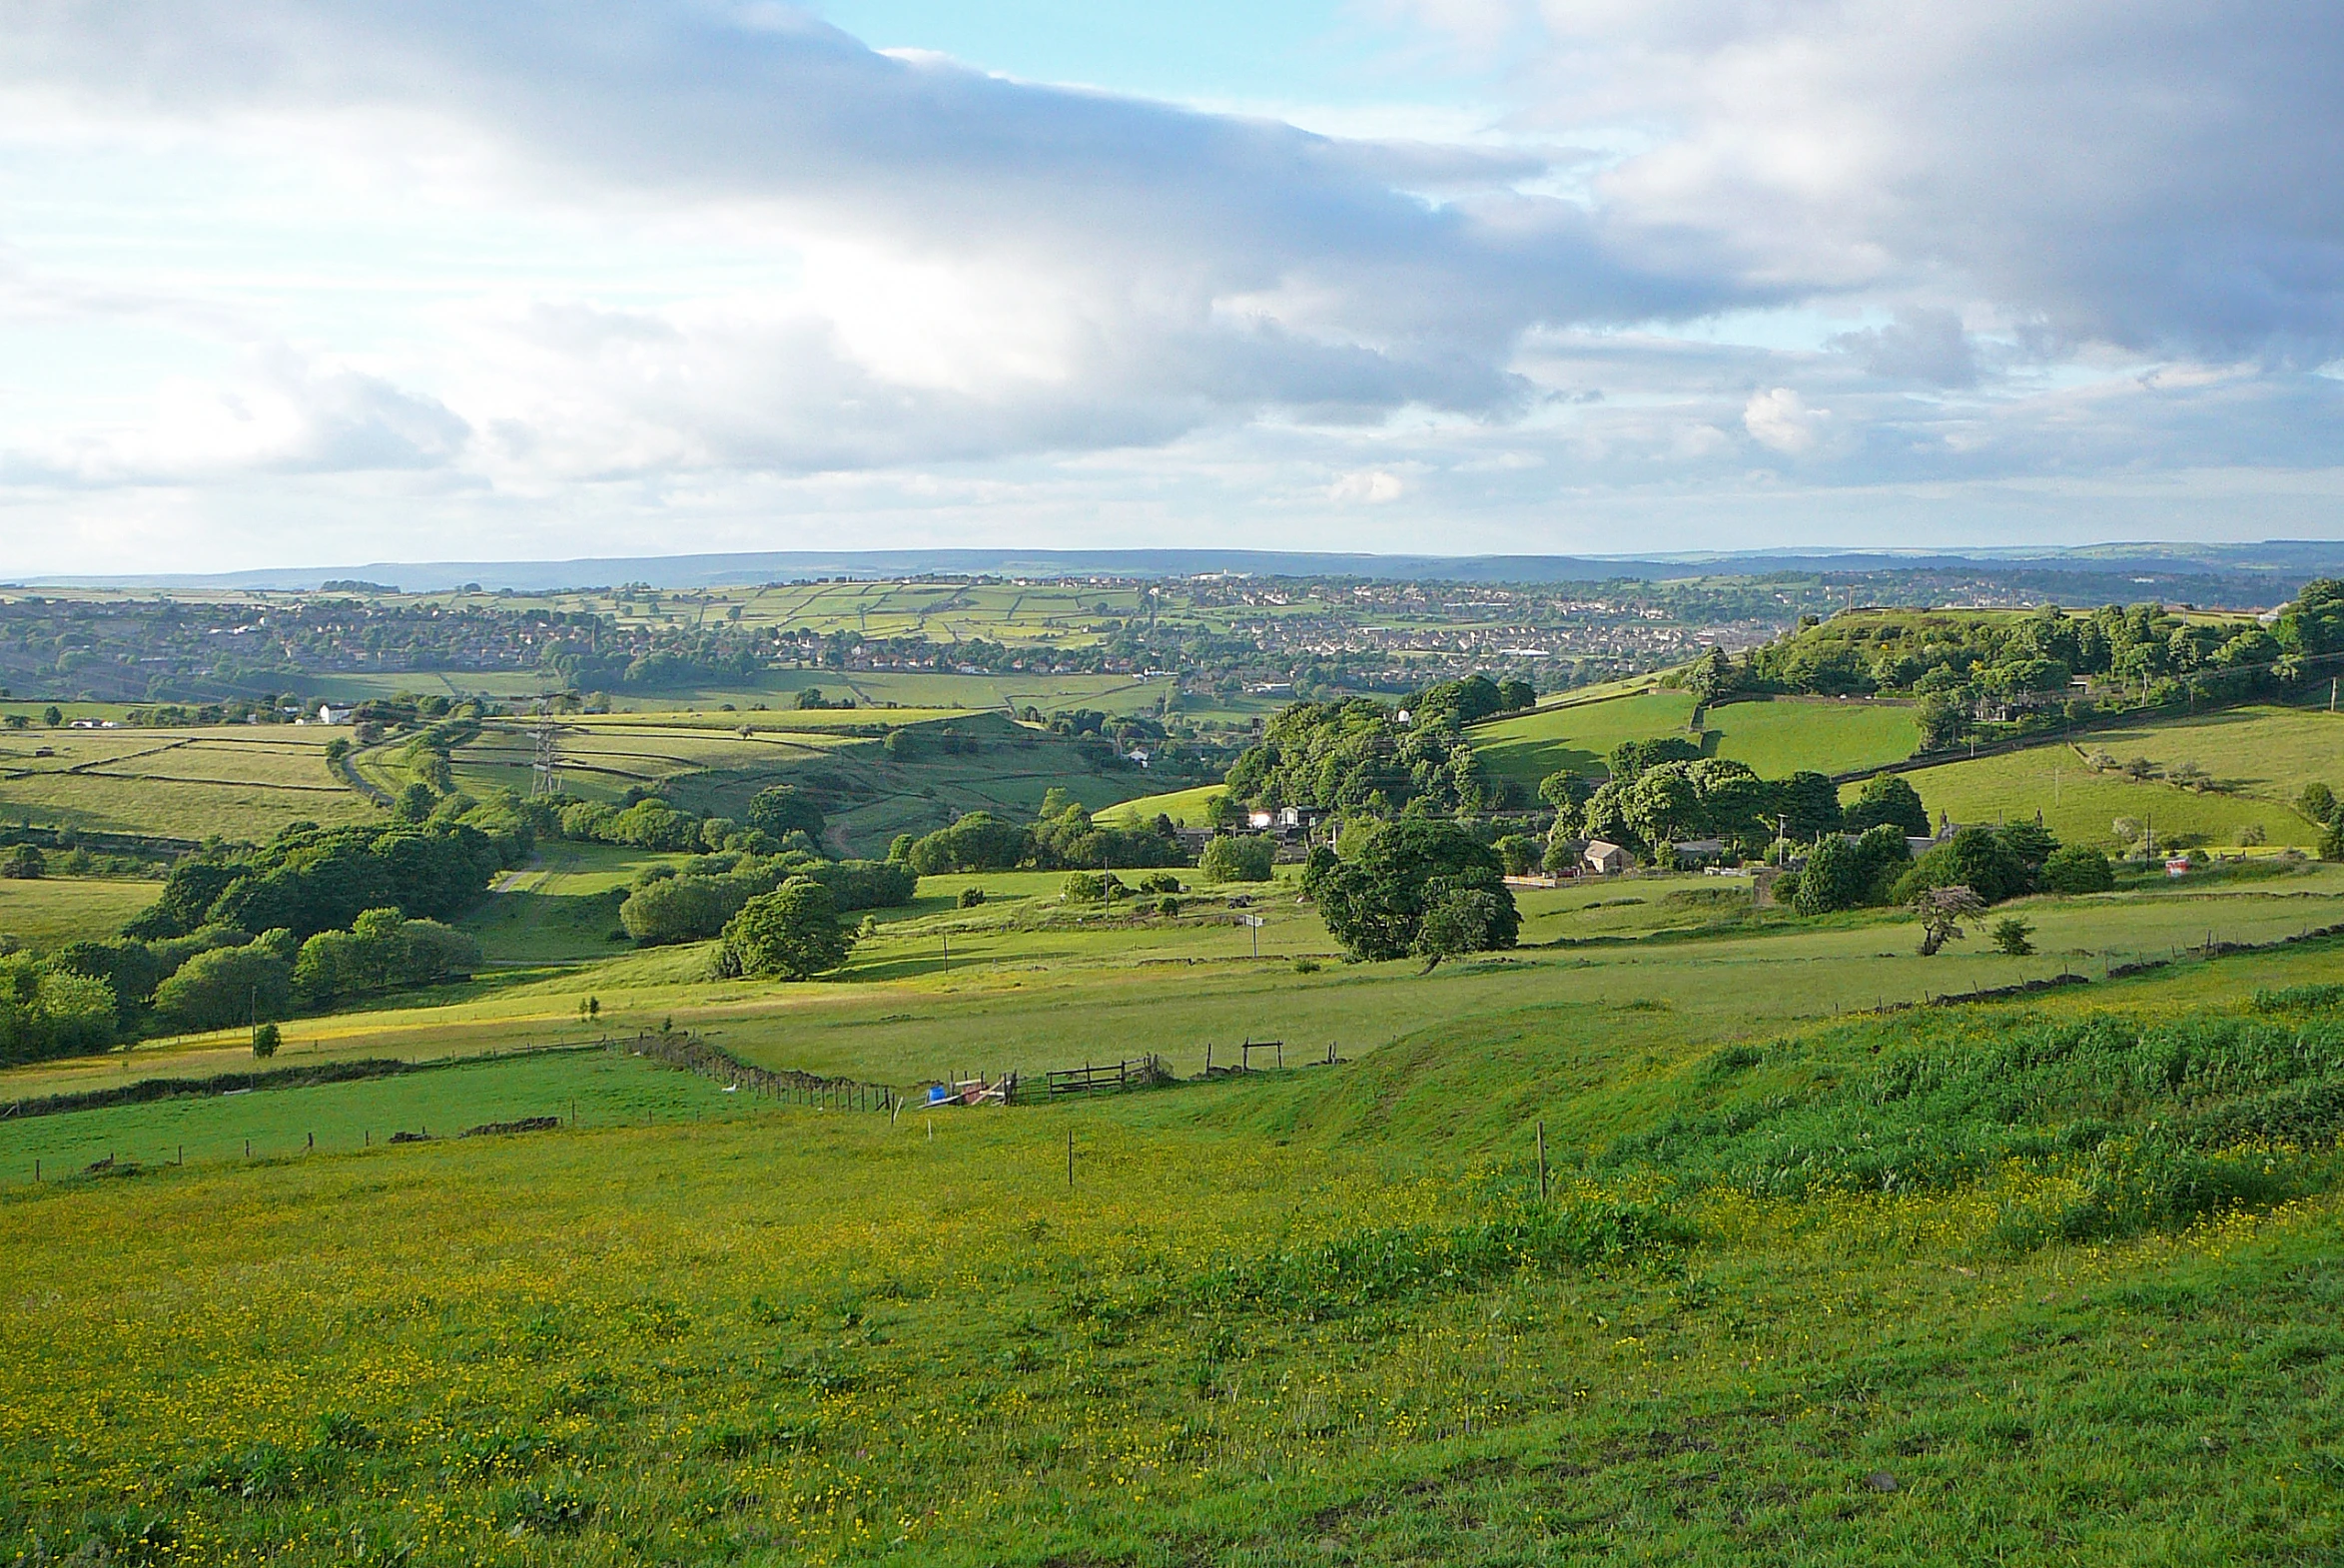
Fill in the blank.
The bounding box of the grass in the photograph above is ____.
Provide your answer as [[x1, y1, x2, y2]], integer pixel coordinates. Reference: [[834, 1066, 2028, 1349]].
[[460, 843, 676, 965], [1472, 690, 1921, 785], [4, 954, 2342, 1563], [0, 876, 160, 949], [1472, 690, 1700, 782], [1885, 738, 2322, 850], [1100, 783, 1225, 827], [0, 1046, 742, 1176], [0, 726, 377, 841], [1701, 696, 1922, 776]]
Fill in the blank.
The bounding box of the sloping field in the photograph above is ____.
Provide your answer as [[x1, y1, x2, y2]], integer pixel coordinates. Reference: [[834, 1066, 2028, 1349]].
[[1704, 696, 1921, 776], [1880, 740, 2319, 849], [1472, 690, 1701, 781], [1472, 690, 1918, 783], [441, 718, 859, 803], [1101, 782, 1224, 827], [0, 727, 376, 840], [0, 877, 159, 949], [2061, 702, 2344, 804]]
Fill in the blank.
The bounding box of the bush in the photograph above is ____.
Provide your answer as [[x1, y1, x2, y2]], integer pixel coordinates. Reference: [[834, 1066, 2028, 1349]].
[[2, 844, 44, 879], [957, 886, 987, 908], [1493, 834, 1544, 877], [1062, 871, 1127, 902], [1198, 835, 1275, 883], [1989, 916, 2035, 956], [2042, 844, 2115, 893], [252, 1022, 281, 1060]]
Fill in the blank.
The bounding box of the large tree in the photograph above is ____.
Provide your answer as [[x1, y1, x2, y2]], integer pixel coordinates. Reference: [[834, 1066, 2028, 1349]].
[[1306, 820, 1517, 964], [718, 878, 853, 980]]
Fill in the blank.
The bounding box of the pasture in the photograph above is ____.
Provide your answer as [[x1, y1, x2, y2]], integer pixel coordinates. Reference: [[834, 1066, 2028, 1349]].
[[0, 876, 159, 948], [1472, 690, 1922, 784], [4, 934, 2341, 1564], [0, 726, 377, 841], [1101, 782, 1225, 827], [1884, 735, 2324, 849]]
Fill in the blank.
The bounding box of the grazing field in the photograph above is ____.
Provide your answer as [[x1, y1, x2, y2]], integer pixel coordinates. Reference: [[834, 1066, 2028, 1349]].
[[1885, 738, 2323, 849], [0, 1047, 739, 1176], [2057, 702, 2344, 804], [1700, 696, 1922, 776], [5, 935, 2342, 1565], [1473, 690, 1922, 784], [1100, 782, 1225, 827], [0, 727, 376, 840], [461, 842, 677, 965], [0, 876, 159, 948], [1471, 689, 1700, 781]]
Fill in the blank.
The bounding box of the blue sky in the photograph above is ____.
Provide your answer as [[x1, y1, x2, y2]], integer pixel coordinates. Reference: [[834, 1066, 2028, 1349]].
[[0, 1, 2339, 573]]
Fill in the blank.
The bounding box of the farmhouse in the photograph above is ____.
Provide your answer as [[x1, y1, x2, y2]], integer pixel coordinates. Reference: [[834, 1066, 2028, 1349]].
[[1583, 840, 1629, 875], [317, 703, 356, 725]]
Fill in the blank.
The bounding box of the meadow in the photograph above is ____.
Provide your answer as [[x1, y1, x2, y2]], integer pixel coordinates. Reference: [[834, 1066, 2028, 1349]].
[[1878, 702, 2342, 849], [4, 934, 2341, 1565], [0, 875, 160, 948], [0, 726, 377, 841], [1470, 690, 1920, 784]]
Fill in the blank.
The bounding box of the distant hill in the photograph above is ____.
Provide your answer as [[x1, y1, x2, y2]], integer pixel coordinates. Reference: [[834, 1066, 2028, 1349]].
[[25, 540, 2344, 595]]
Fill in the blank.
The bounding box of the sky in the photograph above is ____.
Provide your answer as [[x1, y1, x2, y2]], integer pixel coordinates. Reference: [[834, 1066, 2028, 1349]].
[[1, 1, 2340, 574]]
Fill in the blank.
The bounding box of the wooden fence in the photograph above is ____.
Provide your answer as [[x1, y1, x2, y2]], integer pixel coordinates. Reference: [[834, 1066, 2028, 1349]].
[[1044, 1056, 1171, 1099]]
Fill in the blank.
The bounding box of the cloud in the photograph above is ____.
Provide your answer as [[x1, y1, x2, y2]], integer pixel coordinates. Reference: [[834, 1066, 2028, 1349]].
[[1742, 388, 1827, 455], [1329, 467, 1407, 502]]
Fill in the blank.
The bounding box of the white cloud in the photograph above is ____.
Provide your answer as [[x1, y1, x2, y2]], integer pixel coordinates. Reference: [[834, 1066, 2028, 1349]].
[[1742, 388, 1826, 455], [1329, 467, 1407, 502]]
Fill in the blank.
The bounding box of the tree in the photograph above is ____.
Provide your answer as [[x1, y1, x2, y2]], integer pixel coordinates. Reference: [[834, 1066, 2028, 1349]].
[[1493, 834, 1544, 877], [719, 878, 853, 980], [747, 784, 826, 843], [252, 1021, 281, 1060], [1897, 827, 2028, 906], [906, 812, 1032, 874], [1845, 774, 1929, 837], [1912, 886, 1985, 956], [1198, 834, 1274, 883], [1309, 819, 1517, 963], [2, 844, 43, 880], [2297, 783, 2337, 824], [1791, 835, 1867, 915], [1777, 771, 1844, 842], [1412, 888, 1508, 972], [393, 781, 438, 823], [152, 945, 294, 1033], [42, 705, 62, 728], [2041, 845, 2115, 894], [1989, 916, 2035, 955]]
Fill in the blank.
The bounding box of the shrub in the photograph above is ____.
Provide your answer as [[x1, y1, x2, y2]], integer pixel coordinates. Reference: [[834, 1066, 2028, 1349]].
[[2295, 782, 2336, 823], [1198, 835, 1275, 883], [1989, 916, 2035, 956], [2, 844, 44, 879], [2041, 844, 2115, 893], [957, 886, 987, 908], [252, 1022, 281, 1060]]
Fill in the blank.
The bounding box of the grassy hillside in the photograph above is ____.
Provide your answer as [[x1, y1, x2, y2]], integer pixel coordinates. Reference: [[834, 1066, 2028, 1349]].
[[0, 877, 161, 949], [5, 940, 2342, 1564], [1100, 782, 1225, 827], [0, 726, 378, 840], [1882, 707, 2338, 849], [1471, 689, 1920, 784]]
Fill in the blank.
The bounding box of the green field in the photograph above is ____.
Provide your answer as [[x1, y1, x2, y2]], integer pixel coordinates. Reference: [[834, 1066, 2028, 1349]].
[[1100, 782, 1225, 827], [1885, 714, 2334, 850], [6, 919, 2344, 1564], [1473, 690, 1921, 784], [0, 876, 159, 948], [0, 1047, 740, 1176], [0, 726, 378, 841]]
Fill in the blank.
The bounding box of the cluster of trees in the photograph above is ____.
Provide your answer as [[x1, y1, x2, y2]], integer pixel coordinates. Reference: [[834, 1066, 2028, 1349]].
[[548, 782, 825, 857], [619, 851, 916, 946], [1693, 586, 2344, 750], [1537, 750, 1927, 868], [893, 797, 1187, 876], [1781, 820, 2114, 918], [129, 820, 511, 944], [1222, 695, 1508, 819], [1197, 834, 1275, 883], [0, 949, 119, 1063], [713, 879, 855, 981], [1304, 820, 1519, 970]]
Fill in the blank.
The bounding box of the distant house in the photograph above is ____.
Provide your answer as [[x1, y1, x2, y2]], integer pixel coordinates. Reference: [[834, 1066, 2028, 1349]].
[[318, 703, 356, 725], [1124, 747, 1151, 768], [1671, 838, 1727, 866], [1583, 840, 1629, 875], [1247, 810, 1275, 830]]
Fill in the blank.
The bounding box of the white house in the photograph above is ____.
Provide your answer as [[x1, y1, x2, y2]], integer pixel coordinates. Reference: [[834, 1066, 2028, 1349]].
[[318, 703, 356, 725], [1583, 840, 1629, 875]]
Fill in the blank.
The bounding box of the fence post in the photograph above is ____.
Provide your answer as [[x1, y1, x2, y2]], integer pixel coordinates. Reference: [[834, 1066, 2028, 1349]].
[[1068, 1127, 1075, 1188], [1536, 1121, 1548, 1202]]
